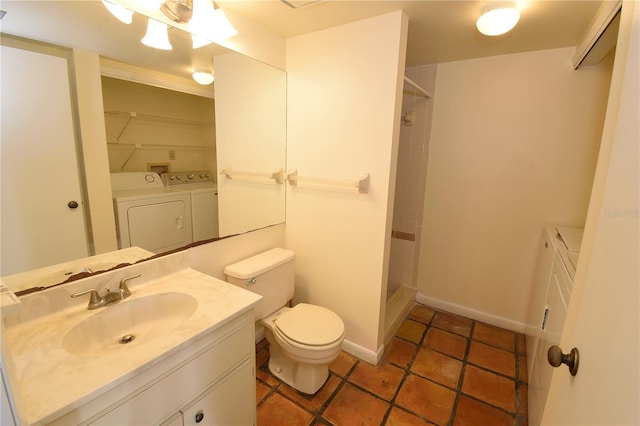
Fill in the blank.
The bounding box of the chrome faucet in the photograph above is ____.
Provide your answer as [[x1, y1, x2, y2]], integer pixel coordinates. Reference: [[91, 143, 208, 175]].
[[71, 273, 141, 310]]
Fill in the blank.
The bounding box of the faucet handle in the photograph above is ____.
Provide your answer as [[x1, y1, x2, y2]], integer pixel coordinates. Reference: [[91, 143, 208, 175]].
[[119, 273, 141, 298], [71, 288, 104, 309]]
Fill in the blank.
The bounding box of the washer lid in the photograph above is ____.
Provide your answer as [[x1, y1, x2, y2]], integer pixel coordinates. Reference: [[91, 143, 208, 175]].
[[274, 303, 344, 346]]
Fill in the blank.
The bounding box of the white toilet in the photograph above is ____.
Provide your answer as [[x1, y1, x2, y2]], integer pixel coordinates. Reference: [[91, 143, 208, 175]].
[[224, 248, 345, 394]]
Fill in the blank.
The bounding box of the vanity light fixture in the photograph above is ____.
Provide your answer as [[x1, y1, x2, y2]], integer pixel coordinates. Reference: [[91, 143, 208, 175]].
[[207, 1, 238, 40], [161, 0, 193, 22], [188, 0, 238, 42], [102, 0, 133, 24], [141, 18, 173, 50], [192, 70, 214, 85], [192, 34, 212, 49], [476, 2, 520, 36], [137, 0, 162, 11]]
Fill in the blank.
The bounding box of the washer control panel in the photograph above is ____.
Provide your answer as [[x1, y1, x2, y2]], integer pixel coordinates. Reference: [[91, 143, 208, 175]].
[[162, 171, 213, 186]]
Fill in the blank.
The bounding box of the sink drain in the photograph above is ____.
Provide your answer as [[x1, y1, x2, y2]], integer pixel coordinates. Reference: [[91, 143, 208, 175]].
[[119, 334, 136, 344]]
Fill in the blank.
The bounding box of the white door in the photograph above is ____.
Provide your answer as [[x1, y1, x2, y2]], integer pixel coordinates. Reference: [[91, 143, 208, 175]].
[[540, 2, 639, 424], [0, 44, 88, 276]]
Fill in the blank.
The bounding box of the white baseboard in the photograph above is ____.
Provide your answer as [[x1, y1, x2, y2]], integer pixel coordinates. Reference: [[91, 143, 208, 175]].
[[416, 292, 526, 334], [342, 339, 384, 365]]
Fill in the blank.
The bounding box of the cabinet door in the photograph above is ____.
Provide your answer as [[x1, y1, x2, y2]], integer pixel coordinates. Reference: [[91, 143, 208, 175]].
[[525, 229, 555, 374], [529, 257, 569, 426], [182, 361, 255, 426]]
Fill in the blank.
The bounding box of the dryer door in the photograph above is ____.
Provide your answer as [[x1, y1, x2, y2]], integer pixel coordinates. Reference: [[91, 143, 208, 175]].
[[125, 199, 193, 253]]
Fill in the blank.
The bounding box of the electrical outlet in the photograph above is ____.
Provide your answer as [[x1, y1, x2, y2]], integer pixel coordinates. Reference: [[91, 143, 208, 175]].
[[169, 150, 175, 160]]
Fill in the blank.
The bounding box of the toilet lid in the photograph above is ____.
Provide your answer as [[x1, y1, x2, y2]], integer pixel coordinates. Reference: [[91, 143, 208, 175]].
[[274, 303, 344, 346]]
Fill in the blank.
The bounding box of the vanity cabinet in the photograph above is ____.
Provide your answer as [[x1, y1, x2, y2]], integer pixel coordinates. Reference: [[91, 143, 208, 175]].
[[49, 310, 256, 426]]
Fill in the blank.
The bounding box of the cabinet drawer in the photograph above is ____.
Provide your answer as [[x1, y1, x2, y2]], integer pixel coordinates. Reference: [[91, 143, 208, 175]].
[[89, 317, 254, 425]]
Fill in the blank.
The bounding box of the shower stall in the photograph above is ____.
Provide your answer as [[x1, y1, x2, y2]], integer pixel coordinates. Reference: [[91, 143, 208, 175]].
[[384, 64, 437, 341]]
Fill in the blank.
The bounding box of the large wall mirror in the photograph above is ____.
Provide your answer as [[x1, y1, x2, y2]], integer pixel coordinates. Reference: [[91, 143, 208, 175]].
[[0, 1, 286, 292]]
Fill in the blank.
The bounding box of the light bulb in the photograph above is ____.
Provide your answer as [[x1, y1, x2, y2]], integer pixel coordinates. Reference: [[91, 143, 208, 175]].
[[188, 0, 238, 42], [102, 0, 133, 24], [141, 19, 173, 50]]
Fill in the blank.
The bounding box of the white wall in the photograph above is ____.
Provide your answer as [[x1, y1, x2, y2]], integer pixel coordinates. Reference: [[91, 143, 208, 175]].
[[214, 52, 287, 237], [417, 47, 613, 331], [188, 224, 285, 280], [285, 11, 408, 362]]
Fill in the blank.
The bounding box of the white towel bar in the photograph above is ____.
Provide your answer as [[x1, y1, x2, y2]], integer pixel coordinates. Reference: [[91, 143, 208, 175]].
[[220, 166, 284, 184], [286, 169, 369, 193]]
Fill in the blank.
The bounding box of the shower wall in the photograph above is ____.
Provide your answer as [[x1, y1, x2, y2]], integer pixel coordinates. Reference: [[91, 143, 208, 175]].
[[388, 64, 437, 298]]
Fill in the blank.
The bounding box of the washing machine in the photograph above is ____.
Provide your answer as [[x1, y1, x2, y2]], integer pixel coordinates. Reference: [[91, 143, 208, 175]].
[[111, 172, 193, 253], [162, 171, 219, 241]]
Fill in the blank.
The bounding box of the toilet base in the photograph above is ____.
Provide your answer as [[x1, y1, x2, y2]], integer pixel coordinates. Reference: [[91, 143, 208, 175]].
[[265, 334, 330, 395]]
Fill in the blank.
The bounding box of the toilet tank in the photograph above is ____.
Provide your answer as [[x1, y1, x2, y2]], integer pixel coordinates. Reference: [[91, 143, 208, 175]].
[[224, 248, 295, 319]]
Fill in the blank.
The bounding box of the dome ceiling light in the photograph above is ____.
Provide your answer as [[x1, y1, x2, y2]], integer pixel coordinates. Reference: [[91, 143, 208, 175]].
[[476, 2, 520, 36], [192, 70, 214, 85]]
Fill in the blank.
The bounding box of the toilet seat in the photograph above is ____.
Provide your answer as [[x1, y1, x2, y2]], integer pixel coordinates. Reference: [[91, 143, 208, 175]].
[[274, 303, 344, 347]]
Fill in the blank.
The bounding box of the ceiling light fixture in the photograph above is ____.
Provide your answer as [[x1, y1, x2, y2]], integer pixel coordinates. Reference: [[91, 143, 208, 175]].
[[192, 70, 214, 85], [102, 0, 133, 24], [476, 2, 520, 36], [141, 18, 173, 50]]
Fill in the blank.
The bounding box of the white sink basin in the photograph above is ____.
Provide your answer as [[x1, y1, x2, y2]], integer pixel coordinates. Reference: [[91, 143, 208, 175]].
[[62, 292, 197, 357]]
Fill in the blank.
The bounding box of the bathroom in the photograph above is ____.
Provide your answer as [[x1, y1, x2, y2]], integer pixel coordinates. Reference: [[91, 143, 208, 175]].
[[1, 1, 638, 425]]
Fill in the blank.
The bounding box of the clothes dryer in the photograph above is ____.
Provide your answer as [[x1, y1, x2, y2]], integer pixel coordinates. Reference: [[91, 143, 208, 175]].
[[162, 171, 218, 241], [111, 172, 193, 253]]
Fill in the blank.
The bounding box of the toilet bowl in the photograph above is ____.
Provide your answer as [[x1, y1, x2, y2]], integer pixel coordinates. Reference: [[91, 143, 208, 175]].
[[224, 248, 345, 394], [262, 304, 345, 394]]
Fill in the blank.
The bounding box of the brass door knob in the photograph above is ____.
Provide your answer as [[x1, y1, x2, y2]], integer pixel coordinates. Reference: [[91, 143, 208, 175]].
[[548, 345, 580, 376]]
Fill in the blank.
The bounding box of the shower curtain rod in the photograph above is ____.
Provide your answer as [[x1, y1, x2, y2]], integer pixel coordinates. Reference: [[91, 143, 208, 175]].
[[403, 76, 432, 98]]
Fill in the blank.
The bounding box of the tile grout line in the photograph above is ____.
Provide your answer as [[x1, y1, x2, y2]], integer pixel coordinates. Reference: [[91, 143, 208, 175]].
[[255, 305, 528, 425], [379, 311, 434, 425], [399, 314, 523, 423], [446, 319, 475, 426]]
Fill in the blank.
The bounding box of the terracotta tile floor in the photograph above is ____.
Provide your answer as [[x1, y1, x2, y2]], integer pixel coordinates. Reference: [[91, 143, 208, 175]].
[[255, 303, 528, 426]]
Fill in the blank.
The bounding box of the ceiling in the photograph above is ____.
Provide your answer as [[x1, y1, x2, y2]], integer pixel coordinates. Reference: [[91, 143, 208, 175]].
[[216, 0, 604, 66], [0, 1, 604, 77]]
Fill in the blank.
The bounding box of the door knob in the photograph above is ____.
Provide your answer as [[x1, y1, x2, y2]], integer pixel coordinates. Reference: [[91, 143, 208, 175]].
[[548, 345, 579, 376], [68, 200, 79, 209]]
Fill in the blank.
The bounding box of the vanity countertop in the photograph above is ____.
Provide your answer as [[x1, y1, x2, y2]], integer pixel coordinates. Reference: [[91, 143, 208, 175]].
[[3, 267, 261, 425]]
